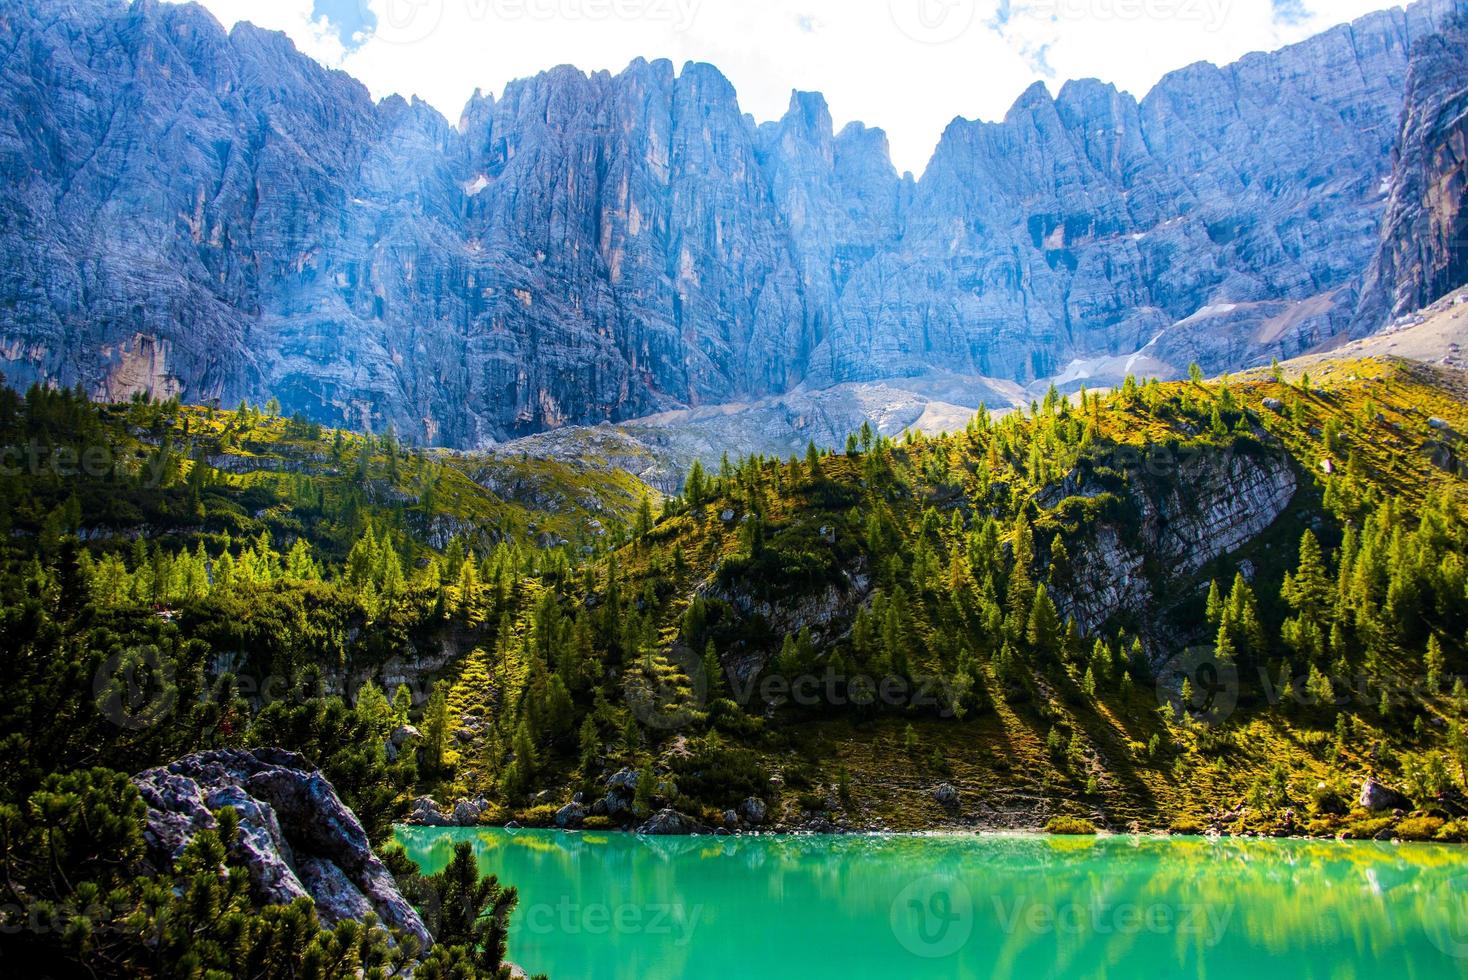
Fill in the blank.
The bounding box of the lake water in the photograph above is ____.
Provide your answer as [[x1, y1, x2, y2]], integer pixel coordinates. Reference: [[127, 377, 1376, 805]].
[[395, 828, 1468, 979]]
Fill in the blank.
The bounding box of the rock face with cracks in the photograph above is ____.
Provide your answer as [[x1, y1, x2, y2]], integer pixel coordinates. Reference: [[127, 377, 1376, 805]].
[[131, 748, 432, 951], [3, 0, 1468, 445]]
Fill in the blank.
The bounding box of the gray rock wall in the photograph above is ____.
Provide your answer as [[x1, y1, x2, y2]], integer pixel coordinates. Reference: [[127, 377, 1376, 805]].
[[2, 0, 1466, 445]]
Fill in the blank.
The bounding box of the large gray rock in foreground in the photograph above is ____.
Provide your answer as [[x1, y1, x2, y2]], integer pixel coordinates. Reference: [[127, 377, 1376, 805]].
[[132, 748, 432, 951]]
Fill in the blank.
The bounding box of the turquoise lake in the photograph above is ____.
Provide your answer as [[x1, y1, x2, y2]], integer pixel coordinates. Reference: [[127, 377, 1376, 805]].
[[395, 828, 1468, 979]]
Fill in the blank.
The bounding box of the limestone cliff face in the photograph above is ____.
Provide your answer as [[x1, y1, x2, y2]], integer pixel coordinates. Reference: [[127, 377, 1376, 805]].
[[2, 0, 1466, 444], [1047, 447, 1298, 637], [1355, 19, 1468, 329]]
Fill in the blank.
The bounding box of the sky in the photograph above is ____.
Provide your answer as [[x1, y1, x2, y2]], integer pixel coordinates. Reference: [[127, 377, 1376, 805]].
[[180, 0, 1404, 176]]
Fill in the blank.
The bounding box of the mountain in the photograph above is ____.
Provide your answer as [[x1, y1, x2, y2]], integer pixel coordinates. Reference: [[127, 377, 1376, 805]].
[[1, 0, 1467, 447], [1354, 17, 1468, 325]]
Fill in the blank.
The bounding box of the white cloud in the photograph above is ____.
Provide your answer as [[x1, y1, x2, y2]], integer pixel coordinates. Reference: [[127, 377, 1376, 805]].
[[175, 0, 1405, 176]]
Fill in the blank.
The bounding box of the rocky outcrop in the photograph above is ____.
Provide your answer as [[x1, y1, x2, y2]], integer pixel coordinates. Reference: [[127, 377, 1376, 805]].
[[635, 808, 709, 836], [1360, 776, 1413, 812], [737, 797, 768, 826], [4, 0, 1468, 444], [408, 795, 453, 827], [555, 802, 587, 828], [1049, 445, 1297, 636], [132, 748, 432, 951], [1355, 18, 1468, 329]]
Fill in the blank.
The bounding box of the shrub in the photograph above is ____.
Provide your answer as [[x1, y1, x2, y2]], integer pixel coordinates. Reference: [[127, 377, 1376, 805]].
[[1168, 817, 1206, 836], [582, 815, 615, 830], [1045, 816, 1097, 835], [1433, 819, 1468, 843], [1308, 779, 1351, 817], [1393, 816, 1445, 841], [797, 792, 828, 813], [1339, 816, 1395, 840], [516, 804, 560, 827]]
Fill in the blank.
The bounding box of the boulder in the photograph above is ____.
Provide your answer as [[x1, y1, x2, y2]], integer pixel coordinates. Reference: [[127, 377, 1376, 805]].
[[555, 803, 588, 829], [1360, 776, 1411, 813], [409, 795, 453, 827], [738, 797, 768, 826], [606, 768, 639, 793], [635, 809, 708, 836], [132, 749, 431, 951], [932, 783, 960, 809], [386, 725, 419, 762], [452, 797, 489, 827]]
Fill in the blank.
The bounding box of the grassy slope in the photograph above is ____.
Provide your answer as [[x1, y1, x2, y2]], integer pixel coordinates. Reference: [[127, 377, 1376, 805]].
[[12, 364, 1466, 837], [54, 401, 652, 557], [552, 358, 1468, 834]]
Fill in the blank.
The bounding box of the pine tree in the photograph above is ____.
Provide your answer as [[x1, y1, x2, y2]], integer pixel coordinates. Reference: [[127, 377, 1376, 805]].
[[1026, 585, 1062, 661], [1426, 634, 1446, 692], [422, 684, 450, 772], [355, 681, 392, 740], [703, 641, 725, 698], [1206, 579, 1224, 626], [425, 841, 520, 974], [633, 762, 656, 817], [392, 684, 413, 724], [579, 716, 601, 774]]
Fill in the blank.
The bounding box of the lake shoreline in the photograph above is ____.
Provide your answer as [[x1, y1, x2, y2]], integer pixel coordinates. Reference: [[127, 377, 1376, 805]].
[[399, 819, 1468, 846]]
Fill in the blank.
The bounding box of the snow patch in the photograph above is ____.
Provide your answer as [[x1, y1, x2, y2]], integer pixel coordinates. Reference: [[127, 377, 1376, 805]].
[[1177, 303, 1238, 326]]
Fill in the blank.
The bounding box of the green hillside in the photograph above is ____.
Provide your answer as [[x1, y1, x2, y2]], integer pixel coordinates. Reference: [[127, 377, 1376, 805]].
[[5, 357, 1468, 972]]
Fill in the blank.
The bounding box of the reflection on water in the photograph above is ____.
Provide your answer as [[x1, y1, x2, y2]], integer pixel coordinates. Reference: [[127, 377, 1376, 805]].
[[394, 828, 1468, 980]]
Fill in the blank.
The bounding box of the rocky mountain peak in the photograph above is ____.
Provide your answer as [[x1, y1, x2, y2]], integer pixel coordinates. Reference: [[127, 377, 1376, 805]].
[[0, 0, 1465, 445]]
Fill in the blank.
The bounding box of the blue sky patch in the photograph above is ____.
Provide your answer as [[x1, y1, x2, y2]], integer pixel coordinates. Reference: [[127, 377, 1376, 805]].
[[312, 0, 376, 49]]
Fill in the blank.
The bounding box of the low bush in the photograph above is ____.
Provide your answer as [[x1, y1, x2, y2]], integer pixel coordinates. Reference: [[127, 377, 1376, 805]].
[[515, 804, 560, 827], [1393, 816, 1445, 841], [1045, 816, 1098, 835]]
